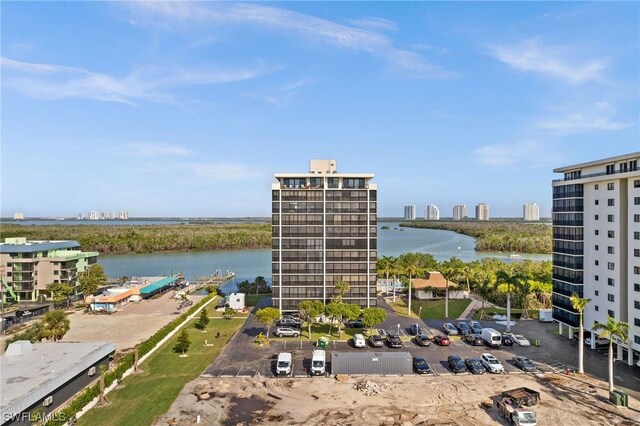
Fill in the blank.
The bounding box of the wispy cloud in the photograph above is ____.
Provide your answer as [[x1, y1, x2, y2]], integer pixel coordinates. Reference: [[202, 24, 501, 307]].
[[1, 56, 274, 104], [185, 162, 262, 181], [346, 17, 398, 32], [488, 38, 606, 84], [243, 78, 314, 106], [125, 2, 453, 79], [120, 142, 191, 157], [475, 140, 555, 167], [534, 101, 635, 135]]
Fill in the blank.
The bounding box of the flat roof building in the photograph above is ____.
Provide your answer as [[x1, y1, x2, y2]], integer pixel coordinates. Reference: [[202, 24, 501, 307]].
[[552, 152, 640, 365], [403, 205, 416, 220], [424, 204, 440, 220], [476, 203, 490, 221], [453, 205, 468, 221], [0, 341, 115, 425], [523, 203, 540, 221], [272, 160, 377, 311]]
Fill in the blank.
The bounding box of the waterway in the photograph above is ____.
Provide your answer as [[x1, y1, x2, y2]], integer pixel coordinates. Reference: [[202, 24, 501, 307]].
[[99, 223, 550, 293]]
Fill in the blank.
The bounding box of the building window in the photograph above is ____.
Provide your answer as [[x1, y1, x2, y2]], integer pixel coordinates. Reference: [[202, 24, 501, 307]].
[[608, 278, 615, 286], [635, 318, 640, 327], [595, 214, 599, 220], [54, 270, 59, 275], [608, 230, 614, 238], [635, 266, 640, 275], [635, 301, 640, 309], [607, 182, 614, 190], [595, 230, 599, 236], [635, 232, 640, 240], [606, 164, 615, 174], [607, 214, 614, 222], [635, 197, 640, 205], [595, 305, 599, 311], [636, 336, 640, 345], [607, 262, 615, 270], [608, 310, 615, 318], [595, 275, 599, 281], [635, 283, 640, 292], [595, 290, 599, 296], [595, 199, 599, 205], [607, 199, 615, 206], [608, 246, 615, 254], [634, 179, 640, 188], [595, 184, 599, 190], [595, 260, 599, 266], [608, 294, 615, 302], [634, 214, 640, 223], [635, 249, 640, 257], [595, 245, 599, 250]]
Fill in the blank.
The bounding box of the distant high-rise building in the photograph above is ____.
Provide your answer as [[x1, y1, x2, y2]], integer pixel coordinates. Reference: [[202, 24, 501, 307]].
[[523, 203, 540, 221], [425, 204, 440, 220], [89, 211, 99, 220], [404, 205, 416, 220], [453, 205, 468, 221], [77, 213, 84, 220], [272, 160, 377, 312], [552, 152, 639, 364], [476, 203, 490, 221], [13, 213, 24, 220], [118, 211, 129, 220]]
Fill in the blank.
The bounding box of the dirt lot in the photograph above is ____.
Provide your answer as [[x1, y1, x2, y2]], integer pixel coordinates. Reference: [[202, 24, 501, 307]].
[[160, 373, 639, 426], [63, 292, 204, 351]]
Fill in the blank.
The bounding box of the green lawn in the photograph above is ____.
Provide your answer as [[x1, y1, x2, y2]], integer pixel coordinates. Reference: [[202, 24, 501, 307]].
[[386, 298, 420, 319], [245, 293, 271, 307], [472, 307, 540, 320], [410, 299, 472, 320], [204, 306, 249, 318], [77, 318, 244, 426]]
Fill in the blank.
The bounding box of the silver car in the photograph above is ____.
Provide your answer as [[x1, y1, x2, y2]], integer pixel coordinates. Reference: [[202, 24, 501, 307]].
[[443, 323, 459, 335]]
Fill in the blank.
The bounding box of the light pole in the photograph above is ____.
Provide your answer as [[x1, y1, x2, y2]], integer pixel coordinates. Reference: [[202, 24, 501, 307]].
[[418, 306, 423, 319], [397, 323, 400, 336]]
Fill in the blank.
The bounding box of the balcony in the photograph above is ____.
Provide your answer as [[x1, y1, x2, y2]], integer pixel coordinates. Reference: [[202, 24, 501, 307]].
[[553, 165, 639, 183], [552, 273, 583, 284]]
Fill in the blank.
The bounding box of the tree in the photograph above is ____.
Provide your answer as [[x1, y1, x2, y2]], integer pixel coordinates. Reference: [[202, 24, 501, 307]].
[[297, 300, 324, 339], [195, 308, 210, 330], [362, 307, 387, 332], [46, 282, 74, 308], [333, 280, 350, 303], [255, 307, 281, 340], [174, 328, 191, 356], [593, 317, 629, 392], [496, 268, 520, 332], [98, 364, 107, 406], [324, 302, 342, 336], [38, 310, 70, 342], [570, 293, 591, 374], [77, 264, 108, 297], [223, 307, 235, 320], [474, 272, 495, 320]]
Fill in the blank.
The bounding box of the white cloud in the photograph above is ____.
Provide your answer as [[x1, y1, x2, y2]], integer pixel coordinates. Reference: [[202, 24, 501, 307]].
[[534, 102, 635, 134], [120, 143, 191, 157], [488, 38, 606, 84], [125, 2, 453, 79], [185, 163, 262, 181], [243, 78, 314, 106], [1, 57, 274, 104], [475, 140, 554, 167], [346, 17, 398, 32]]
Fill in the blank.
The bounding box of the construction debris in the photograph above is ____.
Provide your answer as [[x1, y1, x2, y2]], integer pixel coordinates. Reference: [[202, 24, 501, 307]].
[[354, 380, 390, 396], [193, 379, 214, 401]]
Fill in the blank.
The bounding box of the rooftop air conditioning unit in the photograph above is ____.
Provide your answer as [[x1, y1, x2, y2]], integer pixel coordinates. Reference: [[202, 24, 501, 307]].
[[43, 396, 53, 407]]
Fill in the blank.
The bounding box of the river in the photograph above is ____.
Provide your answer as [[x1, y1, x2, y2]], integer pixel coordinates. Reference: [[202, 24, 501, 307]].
[[98, 223, 550, 293]]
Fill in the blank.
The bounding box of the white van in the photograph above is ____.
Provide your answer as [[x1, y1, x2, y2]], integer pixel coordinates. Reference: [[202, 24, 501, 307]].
[[481, 328, 502, 348], [353, 334, 366, 348], [310, 349, 326, 376], [276, 352, 293, 376]]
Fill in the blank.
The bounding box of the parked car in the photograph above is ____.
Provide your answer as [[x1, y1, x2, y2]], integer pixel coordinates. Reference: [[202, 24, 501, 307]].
[[513, 335, 531, 346], [463, 333, 484, 346], [455, 321, 471, 335], [387, 332, 403, 348], [413, 357, 431, 374], [352, 333, 366, 348], [369, 334, 385, 348], [501, 333, 514, 346], [481, 353, 505, 373], [277, 318, 302, 328], [274, 327, 300, 338], [447, 355, 467, 373], [409, 323, 423, 335], [465, 358, 486, 374], [443, 323, 459, 335], [433, 335, 451, 346], [469, 320, 482, 334], [512, 356, 537, 372], [414, 334, 432, 346], [281, 314, 301, 323], [276, 352, 293, 376], [345, 318, 364, 328], [584, 337, 609, 346]]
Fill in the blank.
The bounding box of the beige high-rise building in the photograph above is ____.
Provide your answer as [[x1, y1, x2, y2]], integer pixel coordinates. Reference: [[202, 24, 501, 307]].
[[453, 205, 467, 221], [475, 203, 490, 221], [424, 204, 440, 220], [404, 205, 416, 220], [552, 152, 640, 364], [272, 160, 377, 312], [523, 203, 540, 221]]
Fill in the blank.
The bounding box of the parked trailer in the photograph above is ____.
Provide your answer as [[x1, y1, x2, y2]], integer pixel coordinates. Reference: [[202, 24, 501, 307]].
[[495, 387, 540, 426], [331, 352, 413, 375]]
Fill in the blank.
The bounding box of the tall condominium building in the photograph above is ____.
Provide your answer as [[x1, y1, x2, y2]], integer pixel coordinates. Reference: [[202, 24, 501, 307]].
[[453, 205, 468, 221], [13, 213, 24, 220], [523, 203, 540, 221], [272, 160, 377, 312], [552, 152, 639, 365], [424, 204, 440, 220], [0, 237, 99, 302], [404, 205, 416, 220], [89, 211, 99, 220], [118, 211, 129, 220], [476, 203, 490, 221]]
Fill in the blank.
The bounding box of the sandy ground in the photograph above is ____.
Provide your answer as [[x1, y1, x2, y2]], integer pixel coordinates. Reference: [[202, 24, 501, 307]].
[[63, 292, 204, 351], [159, 373, 640, 426]]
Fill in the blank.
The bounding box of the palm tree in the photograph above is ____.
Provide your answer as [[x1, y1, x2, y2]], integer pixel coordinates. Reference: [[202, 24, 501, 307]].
[[378, 255, 396, 294], [496, 269, 518, 333], [39, 310, 70, 342], [475, 274, 495, 320], [570, 293, 591, 374], [333, 280, 350, 303], [593, 317, 630, 392], [406, 263, 420, 316]]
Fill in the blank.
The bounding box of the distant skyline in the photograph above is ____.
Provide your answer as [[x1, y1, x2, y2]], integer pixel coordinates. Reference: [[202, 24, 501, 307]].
[[2, 2, 638, 217]]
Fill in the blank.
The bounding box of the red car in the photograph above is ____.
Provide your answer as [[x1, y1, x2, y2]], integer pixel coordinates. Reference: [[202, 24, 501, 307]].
[[433, 335, 451, 346]]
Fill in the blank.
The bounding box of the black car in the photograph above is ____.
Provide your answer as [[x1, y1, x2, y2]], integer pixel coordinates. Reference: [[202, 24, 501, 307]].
[[447, 355, 467, 373], [464, 358, 486, 374], [502, 333, 514, 346], [455, 321, 471, 335], [413, 357, 431, 374], [346, 318, 364, 328], [277, 319, 301, 328], [387, 332, 403, 348], [409, 323, 423, 335], [463, 334, 484, 346], [469, 321, 482, 334], [414, 334, 432, 346], [512, 356, 537, 372]]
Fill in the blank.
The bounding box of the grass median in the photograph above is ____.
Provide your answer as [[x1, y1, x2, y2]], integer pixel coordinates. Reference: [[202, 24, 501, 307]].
[[387, 298, 471, 320], [77, 318, 244, 426]]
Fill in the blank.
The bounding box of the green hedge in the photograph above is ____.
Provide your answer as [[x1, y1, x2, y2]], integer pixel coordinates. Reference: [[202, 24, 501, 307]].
[[44, 294, 215, 425]]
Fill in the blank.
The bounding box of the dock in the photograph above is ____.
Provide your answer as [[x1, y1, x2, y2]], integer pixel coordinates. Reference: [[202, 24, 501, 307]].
[[190, 270, 235, 292]]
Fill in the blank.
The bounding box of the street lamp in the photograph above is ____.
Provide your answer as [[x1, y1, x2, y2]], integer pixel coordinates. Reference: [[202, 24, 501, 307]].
[[419, 306, 423, 318], [397, 323, 400, 335]]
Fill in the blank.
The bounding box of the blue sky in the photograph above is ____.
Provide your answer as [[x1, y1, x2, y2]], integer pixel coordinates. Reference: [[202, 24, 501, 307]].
[[2, 1, 638, 218]]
